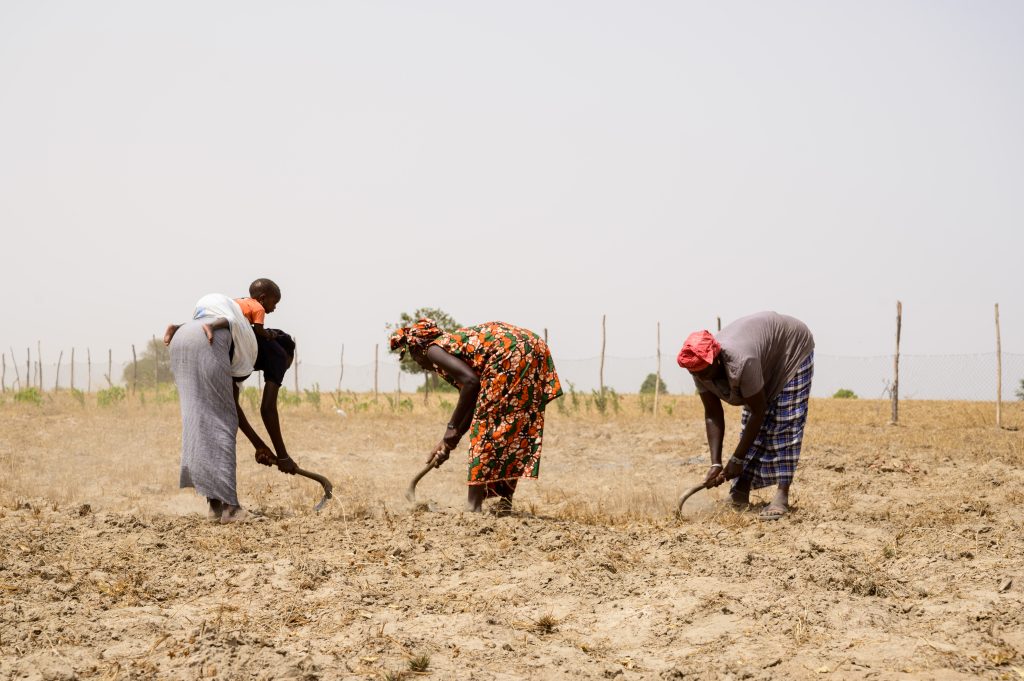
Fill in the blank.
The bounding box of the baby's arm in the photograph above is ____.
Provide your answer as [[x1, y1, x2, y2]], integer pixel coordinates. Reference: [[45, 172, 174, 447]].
[[252, 323, 276, 340]]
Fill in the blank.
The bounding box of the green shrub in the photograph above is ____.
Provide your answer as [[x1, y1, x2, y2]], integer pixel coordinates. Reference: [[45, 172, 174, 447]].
[[120, 338, 172, 388], [70, 388, 86, 407], [832, 388, 858, 399], [277, 387, 301, 407], [591, 388, 621, 415], [416, 380, 457, 393], [97, 386, 126, 407], [385, 395, 414, 413], [568, 383, 580, 413], [242, 386, 260, 411], [14, 387, 43, 406], [639, 373, 668, 395], [154, 383, 178, 405], [304, 383, 321, 410]]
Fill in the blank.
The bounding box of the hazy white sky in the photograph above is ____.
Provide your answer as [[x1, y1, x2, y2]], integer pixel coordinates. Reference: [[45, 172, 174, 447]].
[[2, 1, 1022, 368]]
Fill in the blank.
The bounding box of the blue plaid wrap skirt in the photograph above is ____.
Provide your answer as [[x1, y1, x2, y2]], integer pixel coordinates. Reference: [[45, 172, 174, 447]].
[[734, 351, 814, 490]]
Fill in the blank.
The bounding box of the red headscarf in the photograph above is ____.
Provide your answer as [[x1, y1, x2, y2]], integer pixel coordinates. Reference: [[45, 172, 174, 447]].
[[677, 330, 721, 372]]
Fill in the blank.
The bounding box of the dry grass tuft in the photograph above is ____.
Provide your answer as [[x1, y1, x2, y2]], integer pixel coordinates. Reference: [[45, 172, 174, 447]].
[[533, 613, 560, 635], [407, 653, 431, 672]]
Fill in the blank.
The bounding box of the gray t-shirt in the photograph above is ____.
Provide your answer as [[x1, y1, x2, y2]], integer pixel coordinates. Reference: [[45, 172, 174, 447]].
[[693, 311, 814, 405]]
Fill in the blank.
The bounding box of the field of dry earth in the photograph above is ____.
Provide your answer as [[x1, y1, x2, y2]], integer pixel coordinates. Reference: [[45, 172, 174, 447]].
[[1, 393, 1022, 680]]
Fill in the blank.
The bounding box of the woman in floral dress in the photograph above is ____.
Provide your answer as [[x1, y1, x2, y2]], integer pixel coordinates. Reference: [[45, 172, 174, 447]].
[[389, 318, 562, 513]]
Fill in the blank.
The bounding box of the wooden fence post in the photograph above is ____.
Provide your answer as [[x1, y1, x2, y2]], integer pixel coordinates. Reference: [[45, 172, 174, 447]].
[[891, 301, 902, 424], [87, 348, 92, 393], [106, 349, 112, 388], [55, 350, 63, 392], [37, 342, 43, 391], [544, 328, 548, 345], [374, 344, 379, 401], [599, 314, 606, 394], [337, 344, 345, 392], [11, 348, 21, 389], [654, 321, 661, 417], [995, 303, 1002, 429], [26, 348, 31, 389], [131, 344, 138, 395], [293, 339, 300, 394], [151, 335, 159, 387], [70, 348, 75, 392], [716, 316, 722, 332], [1, 353, 5, 392]]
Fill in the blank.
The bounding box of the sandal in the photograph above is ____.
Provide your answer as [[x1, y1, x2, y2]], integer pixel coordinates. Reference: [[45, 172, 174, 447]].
[[758, 506, 788, 521]]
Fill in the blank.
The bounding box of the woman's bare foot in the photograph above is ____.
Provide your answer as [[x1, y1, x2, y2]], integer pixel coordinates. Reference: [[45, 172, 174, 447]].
[[207, 499, 223, 521], [219, 506, 250, 524], [466, 485, 486, 512], [759, 485, 790, 520]]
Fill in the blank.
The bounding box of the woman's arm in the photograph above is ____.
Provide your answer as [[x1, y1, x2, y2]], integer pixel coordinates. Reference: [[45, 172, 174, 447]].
[[725, 389, 768, 477], [699, 390, 727, 486], [260, 382, 297, 474], [424, 345, 480, 451], [232, 381, 275, 466], [456, 406, 473, 436]]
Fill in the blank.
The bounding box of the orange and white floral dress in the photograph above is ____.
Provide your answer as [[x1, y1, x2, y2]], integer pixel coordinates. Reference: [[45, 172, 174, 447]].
[[431, 322, 562, 488]]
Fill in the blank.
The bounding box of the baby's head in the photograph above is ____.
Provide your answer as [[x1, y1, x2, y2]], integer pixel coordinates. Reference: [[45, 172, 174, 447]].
[[249, 278, 281, 314]]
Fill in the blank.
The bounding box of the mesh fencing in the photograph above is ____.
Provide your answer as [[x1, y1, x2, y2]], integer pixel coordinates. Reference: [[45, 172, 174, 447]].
[[6, 351, 1022, 402]]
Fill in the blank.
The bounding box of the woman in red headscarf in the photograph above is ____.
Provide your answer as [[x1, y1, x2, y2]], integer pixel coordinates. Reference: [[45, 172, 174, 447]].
[[678, 312, 814, 519], [389, 318, 562, 513]]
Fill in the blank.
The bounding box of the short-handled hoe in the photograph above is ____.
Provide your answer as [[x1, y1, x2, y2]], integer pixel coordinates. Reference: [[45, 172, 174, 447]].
[[405, 446, 451, 503]]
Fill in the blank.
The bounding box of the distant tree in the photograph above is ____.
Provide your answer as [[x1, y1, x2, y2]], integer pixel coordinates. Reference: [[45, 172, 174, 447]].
[[388, 308, 462, 392], [639, 373, 668, 395], [1017, 379, 1024, 401], [121, 338, 172, 388], [833, 388, 858, 399]]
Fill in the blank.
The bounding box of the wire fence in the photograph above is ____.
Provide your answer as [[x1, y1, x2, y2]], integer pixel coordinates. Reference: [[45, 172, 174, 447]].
[[5, 351, 1023, 402]]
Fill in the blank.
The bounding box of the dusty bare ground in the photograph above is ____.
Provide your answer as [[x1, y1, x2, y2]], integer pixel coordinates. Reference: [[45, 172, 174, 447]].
[[1, 394, 1023, 680]]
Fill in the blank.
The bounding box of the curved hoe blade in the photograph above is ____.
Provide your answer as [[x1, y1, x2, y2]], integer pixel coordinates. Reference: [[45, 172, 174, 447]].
[[405, 448, 450, 502], [405, 463, 436, 503], [676, 482, 707, 516], [294, 466, 333, 512]]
